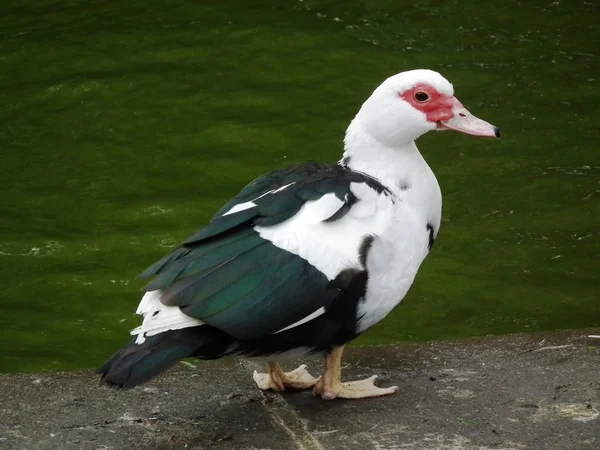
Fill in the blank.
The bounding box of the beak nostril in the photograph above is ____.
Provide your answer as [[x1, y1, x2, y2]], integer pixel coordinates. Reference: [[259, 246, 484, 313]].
[[458, 113, 467, 118]]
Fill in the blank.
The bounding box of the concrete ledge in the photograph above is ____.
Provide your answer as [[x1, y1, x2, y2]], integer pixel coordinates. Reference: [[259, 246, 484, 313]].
[[1, 329, 599, 449]]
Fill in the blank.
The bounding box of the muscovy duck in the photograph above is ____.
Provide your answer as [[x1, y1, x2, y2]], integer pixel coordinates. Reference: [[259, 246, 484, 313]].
[[99, 69, 499, 399]]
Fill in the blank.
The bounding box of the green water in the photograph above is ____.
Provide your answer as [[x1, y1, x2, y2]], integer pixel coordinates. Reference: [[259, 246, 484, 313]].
[[1, 0, 598, 373]]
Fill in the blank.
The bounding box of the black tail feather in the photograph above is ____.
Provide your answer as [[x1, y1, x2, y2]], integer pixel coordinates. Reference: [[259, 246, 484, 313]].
[[98, 326, 234, 389]]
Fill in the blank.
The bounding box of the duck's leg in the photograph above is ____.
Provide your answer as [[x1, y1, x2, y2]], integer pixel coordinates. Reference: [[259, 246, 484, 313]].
[[253, 362, 319, 391], [312, 346, 399, 400]]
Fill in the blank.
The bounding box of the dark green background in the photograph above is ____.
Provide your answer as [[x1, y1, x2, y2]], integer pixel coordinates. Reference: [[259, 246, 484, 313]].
[[1, 0, 598, 373]]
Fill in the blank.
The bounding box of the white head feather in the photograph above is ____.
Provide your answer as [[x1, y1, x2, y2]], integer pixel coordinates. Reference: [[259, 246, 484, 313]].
[[345, 69, 455, 148]]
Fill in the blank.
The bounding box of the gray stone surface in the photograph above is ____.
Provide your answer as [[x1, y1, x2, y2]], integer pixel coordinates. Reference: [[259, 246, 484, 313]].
[[1, 329, 599, 449]]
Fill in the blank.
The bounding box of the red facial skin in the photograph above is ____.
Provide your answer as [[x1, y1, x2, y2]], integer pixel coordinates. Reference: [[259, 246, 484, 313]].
[[400, 84, 461, 125]]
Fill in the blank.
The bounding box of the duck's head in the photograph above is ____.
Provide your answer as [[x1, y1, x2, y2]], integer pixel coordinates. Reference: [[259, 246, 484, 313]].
[[350, 69, 500, 148]]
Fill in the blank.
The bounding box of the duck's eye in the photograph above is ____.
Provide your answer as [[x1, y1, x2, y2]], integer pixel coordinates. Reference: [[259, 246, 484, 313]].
[[414, 91, 429, 102]]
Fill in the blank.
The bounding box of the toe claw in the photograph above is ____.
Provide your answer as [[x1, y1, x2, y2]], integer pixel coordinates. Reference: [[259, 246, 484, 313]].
[[322, 391, 336, 401]]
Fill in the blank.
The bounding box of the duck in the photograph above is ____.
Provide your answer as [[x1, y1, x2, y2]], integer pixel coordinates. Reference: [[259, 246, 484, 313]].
[[98, 69, 499, 400]]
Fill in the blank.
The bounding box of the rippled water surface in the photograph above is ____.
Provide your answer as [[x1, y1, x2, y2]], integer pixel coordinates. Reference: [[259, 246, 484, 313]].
[[1, 0, 598, 372]]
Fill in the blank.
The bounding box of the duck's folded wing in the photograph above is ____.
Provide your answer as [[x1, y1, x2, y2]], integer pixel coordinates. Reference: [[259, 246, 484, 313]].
[[137, 162, 392, 341]]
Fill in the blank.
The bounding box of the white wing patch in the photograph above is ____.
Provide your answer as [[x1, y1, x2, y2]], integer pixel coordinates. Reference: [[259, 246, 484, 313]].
[[273, 307, 326, 334], [131, 290, 204, 344], [222, 201, 256, 216], [256, 182, 394, 280], [272, 182, 296, 194], [299, 192, 345, 224], [222, 182, 296, 216]]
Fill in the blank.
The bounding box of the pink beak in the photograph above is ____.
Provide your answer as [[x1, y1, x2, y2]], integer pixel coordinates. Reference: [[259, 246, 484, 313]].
[[438, 97, 500, 138]]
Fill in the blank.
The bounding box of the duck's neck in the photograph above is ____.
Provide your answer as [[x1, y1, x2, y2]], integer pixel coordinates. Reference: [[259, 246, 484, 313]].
[[341, 120, 427, 193], [340, 119, 442, 229]]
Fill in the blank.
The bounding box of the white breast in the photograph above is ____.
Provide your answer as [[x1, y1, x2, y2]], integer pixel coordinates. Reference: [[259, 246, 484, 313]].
[[340, 143, 442, 333], [356, 202, 432, 332]]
